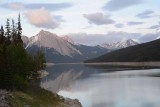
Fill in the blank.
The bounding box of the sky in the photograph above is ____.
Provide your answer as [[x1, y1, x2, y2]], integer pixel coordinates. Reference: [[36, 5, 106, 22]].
[[0, 0, 160, 45]]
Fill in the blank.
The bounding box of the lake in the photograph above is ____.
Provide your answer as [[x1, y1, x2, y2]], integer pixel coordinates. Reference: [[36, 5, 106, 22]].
[[41, 64, 160, 107]]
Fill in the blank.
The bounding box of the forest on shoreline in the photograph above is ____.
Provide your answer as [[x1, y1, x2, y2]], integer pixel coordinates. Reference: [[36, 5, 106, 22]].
[[0, 14, 46, 90]]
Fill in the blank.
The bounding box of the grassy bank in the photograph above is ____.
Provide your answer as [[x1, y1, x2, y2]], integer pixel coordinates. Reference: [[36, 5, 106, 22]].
[[7, 86, 62, 107]]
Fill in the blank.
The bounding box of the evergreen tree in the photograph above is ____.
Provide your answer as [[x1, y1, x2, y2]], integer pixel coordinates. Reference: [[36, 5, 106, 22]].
[[16, 13, 23, 44], [30, 50, 46, 79], [0, 26, 5, 45], [7, 44, 30, 90], [0, 25, 12, 90], [11, 19, 16, 44], [5, 19, 11, 45], [0, 14, 46, 90]]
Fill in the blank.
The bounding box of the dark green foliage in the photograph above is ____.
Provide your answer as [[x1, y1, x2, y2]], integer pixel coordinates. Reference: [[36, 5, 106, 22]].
[[0, 45, 13, 90], [16, 13, 23, 44], [0, 14, 46, 91], [0, 26, 5, 44], [11, 19, 16, 44], [29, 50, 46, 80], [85, 39, 160, 63], [5, 19, 11, 46], [6, 44, 30, 90]]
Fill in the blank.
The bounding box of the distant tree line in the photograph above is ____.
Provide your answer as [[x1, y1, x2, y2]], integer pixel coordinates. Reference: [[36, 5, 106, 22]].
[[0, 14, 46, 90]]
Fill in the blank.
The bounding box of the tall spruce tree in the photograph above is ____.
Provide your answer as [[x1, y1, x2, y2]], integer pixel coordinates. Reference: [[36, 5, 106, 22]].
[[0, 26, 5, 44], [11, 19, 16, 44], [16, 13, 23, 44], [5, 19, 11, 45]]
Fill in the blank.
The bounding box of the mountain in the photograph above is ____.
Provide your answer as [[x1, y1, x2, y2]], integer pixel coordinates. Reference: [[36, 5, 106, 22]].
[[21, 36, 29, 47], [61, 35, 75, 44], [73, 45, 108, 61], [26, 30, 81, 57], [100, 39, 140, 49], [85, 38, 160, 63], [25, 30, 108, 63]]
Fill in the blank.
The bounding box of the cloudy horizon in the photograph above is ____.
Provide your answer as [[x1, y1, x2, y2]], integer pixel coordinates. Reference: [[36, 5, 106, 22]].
[[0, 0, 159, 45]]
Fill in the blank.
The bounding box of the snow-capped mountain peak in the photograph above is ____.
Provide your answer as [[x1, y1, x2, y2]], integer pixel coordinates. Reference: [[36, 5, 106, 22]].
[[101, 39, 140, 49], [26, 30, 81, 57]]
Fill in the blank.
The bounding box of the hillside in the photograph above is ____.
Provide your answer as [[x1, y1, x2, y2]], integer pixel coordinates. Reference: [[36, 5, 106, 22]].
[[24, 30, 109, 63], [85, 38, 160, 63], [23, 30, 143, 63]]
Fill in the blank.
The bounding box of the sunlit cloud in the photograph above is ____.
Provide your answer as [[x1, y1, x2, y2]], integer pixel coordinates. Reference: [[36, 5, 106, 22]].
[[25, 8, 59, 29]]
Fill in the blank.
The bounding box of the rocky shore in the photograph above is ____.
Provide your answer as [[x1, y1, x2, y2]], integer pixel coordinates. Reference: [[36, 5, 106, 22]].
[[0, 89, 82, 107], [0, 90, 10, 107], [59, 96, 82, 107]]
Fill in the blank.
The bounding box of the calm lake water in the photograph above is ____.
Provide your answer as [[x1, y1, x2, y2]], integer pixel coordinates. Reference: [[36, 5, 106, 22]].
[[41, 64, 160, 107]]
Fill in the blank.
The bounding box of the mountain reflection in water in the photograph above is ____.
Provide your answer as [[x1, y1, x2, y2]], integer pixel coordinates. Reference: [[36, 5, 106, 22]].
[[41, 64, 160, 107]]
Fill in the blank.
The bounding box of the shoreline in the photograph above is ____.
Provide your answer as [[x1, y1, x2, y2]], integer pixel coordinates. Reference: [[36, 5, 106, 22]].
[[46, 62, 160, 67], [2, 86, 82, 107], [84, 62, 160, 67]]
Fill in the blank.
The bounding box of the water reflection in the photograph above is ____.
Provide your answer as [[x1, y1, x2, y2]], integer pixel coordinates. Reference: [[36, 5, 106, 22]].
[[41, 64, 160, 107], [41, 70, 83, 92]]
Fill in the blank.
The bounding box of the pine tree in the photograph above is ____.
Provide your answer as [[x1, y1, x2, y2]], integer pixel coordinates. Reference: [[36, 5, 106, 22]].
[[0, 26, 5, 45], [16, 13, 23, 44], [5, 19, 11, 45], [0, 14, 46, 90], [0, 25, 12, 90], [11, 19, 16, 44]]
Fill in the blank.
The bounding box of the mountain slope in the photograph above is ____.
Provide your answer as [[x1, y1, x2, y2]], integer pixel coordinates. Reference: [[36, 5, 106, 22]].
[[73, 45, 108, 61], [25, 30, 108, 63], [100, 39, 140, 49], [26, 30, 81, 57], [85, 38, 160, 63], [61, 35, 75, 44], [21, 36, 29, 47]]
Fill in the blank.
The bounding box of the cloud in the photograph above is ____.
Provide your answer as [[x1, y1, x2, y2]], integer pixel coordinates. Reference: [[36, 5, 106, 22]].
[[136, 10, 154, 19], [68, 31, 159, 45], [139, 33, 159, 42], [25, 3, 72, 11], [68, 31, 141, 45], [127, 21, 143, 26], [115, 23, 124, 28], [103, 0, 143, 11], [25, 8, 59, 29], [148, 25, 160, 29], [0, 2, 72, 11], [83, 12, 115, 25], [82, 25, 92, 29], [1, 2, 25, 10]]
